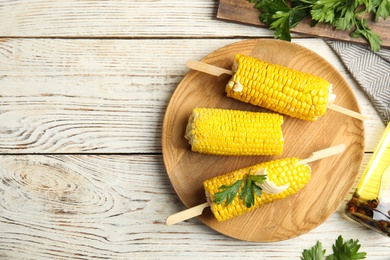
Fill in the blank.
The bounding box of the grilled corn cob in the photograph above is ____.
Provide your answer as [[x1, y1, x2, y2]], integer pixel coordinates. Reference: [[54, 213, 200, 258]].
[[226, 54, 336, 121], [203, 158, 311, 222], [185, 108, 284, 156]]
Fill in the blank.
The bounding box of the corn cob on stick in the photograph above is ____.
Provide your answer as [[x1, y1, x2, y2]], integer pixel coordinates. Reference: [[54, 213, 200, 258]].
[[185, 108, 284, 156], [226, 54, 333, 121], [186, 57, 366, 121], [204, 157, 309, 221], [166, 144, 345, 225]]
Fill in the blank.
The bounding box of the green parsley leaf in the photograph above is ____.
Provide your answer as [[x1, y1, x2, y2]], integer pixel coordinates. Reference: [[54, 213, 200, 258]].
[[239, 176, 254, 208], [213, 169, 267, 208], [310, 0, 341, 24], [250, 0, 387, 51], [248, 173, 268, 183], [327, 235, 367, 260], [239, 173, 267, 208], [301, 241, 326, 260], [375, 0, 390, 21], [213, 179, 243, 205], [350, 18, 382, 52], [252, 179, 263, 196], [301, 235, 367, 260], [250, 0, 309, 42], [334, 4, 357, 30]]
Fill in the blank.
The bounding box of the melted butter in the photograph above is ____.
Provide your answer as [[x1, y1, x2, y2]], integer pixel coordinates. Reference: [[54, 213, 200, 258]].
[[255, 169, 289, 194]]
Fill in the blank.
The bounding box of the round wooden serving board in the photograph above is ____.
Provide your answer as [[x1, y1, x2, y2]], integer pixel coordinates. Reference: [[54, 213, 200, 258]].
[[162, 39, 365, 242]]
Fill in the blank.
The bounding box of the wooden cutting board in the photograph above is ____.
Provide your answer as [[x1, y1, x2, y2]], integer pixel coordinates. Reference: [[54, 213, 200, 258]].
[[162, 39, 365, 242], [217, 0, 390, 48]]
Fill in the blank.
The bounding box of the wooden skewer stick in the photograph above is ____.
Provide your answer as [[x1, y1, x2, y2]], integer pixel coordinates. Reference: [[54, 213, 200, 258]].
[[166, 202, 209, 226], [327, 104, 367, 121], [297, 144, 345, 165], [186, 60, 233, 77], [166, 144, 346, 226], [186, 59, 367, 121]]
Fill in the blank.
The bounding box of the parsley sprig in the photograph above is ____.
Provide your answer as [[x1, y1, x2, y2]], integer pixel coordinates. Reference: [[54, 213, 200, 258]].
[[301, 235, 367, 260], [249, 0, 390, 51], [213, 169, 267, 208]]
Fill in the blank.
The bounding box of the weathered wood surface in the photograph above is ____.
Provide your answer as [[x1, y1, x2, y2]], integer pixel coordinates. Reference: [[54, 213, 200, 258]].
[[0, 38, 384, 153], [1, 154, 389, 259], [0, 1, 271, 38], [0, 0, 389, 259]]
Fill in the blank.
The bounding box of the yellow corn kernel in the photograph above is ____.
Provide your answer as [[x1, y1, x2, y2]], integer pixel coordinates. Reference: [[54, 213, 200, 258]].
[[204, 158, 311, 222], [184, 108, 284, 156], [226, 54, 332, 121]]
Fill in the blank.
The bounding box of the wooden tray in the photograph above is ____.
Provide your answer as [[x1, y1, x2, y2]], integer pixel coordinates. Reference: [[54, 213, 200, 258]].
[[162, 39, 365, 242], [217, 0, 390, 48]]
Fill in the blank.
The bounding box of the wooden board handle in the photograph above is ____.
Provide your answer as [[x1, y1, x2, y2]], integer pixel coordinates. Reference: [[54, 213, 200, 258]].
[[186, 60, 233, 76], [298, 144, 346, 165], [166, 202, 209, 226]]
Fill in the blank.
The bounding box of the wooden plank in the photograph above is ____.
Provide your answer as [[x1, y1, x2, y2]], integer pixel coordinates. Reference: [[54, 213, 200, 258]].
[[0, 39, 383, 153], [0, 0, 273, 37], [0, 154, 389, 259], [217, 0, 390, 48], [0, 38, 384, 154]]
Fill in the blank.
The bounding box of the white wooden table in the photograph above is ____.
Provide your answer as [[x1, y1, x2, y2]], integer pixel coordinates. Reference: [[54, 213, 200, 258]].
[[0, 1, 388, 259]]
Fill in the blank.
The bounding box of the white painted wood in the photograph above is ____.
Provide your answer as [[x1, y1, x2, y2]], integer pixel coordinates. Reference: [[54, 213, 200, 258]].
[[0, 0, 273, 37], [0, 0, 388, 258], [0, 38, 384, 153], [0, 154, 389, 259]]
